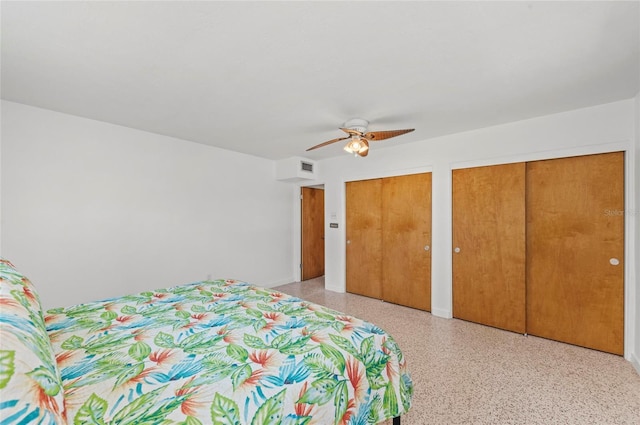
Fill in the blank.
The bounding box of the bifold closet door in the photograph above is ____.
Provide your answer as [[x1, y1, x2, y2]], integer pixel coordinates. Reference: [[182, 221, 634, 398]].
[[346, 179, 382, 299], [526, 152, 624, 355], [452, 163, 526, 333], [382, 173, 432, 311]]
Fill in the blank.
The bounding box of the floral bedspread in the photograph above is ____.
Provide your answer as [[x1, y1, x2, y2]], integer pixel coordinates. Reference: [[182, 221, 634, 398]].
[[45, 279, 413, 424]]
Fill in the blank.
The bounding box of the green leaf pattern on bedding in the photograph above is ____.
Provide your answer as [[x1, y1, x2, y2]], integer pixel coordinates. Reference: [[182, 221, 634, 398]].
[[45, 278, 413, 423], [0, 255, 412, 424], [0, 259, 67, 424]]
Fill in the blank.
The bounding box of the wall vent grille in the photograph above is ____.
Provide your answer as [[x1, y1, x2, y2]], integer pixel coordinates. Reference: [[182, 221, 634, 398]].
[[301, 162, 314, 172]]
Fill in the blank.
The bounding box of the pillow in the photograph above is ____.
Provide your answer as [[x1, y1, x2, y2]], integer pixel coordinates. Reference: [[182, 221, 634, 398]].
[[0, 259, 67, 424]]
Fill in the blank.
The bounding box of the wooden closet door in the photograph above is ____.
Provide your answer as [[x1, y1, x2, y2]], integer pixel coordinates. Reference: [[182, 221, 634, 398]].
[[382, 173, 432, 311], [526, 152, 624, 355], [301, 187, 324, 280], [346, 179, 382, 299], [452, 163, 526, 333]]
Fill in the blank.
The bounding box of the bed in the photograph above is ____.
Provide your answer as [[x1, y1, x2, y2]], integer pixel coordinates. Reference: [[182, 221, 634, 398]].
[[0, 258, 413, 424]]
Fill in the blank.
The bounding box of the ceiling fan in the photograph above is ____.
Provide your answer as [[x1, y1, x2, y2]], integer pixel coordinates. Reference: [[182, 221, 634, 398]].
[[306, 118, 415, 157]]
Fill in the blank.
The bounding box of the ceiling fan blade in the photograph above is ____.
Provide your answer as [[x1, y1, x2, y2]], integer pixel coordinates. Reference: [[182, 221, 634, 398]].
[[306, 136, 349, 151], [364, 128, 415, 141], [340, 127, 364, 137]]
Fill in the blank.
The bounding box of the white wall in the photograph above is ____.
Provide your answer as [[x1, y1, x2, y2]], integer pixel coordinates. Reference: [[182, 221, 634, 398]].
[[0, 101, 2, 255], [634, 92, 640, 373], [1, 101, 295, 309], [299, 99, 637, 361]]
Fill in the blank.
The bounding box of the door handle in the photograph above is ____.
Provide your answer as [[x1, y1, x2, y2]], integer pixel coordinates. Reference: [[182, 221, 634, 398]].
[[454, 247, 461, 253], [424, 245, 430, 251]]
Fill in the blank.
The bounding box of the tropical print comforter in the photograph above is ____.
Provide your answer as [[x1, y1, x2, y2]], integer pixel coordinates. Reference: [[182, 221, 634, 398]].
[[45, 279, 413, 424]]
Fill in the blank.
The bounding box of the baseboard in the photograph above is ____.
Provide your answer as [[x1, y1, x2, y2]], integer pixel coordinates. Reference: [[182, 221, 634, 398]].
[[431, 307, 452, 319], [262, 277, 295, 288], [324, 284, 345, 293], [631, 352, 640, 376]]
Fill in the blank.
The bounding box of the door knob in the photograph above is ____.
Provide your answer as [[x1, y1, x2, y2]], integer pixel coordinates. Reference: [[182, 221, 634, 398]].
[[609, 258, 619, 266], [454, 247, 461, 253], [424, 245, 430, 251], [346, 240, 351, 244]]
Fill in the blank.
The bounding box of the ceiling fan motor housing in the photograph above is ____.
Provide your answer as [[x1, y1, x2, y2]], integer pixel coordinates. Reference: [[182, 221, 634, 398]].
[[344, 118, 369, 133]]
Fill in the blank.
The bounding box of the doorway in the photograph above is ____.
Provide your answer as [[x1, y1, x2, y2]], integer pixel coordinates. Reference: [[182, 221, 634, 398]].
[[301, 186, 325, 280]]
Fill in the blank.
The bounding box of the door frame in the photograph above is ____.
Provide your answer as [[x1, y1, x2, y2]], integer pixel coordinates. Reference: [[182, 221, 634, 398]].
[[301, 185, 325, 280], [294, 183, 325, 282]]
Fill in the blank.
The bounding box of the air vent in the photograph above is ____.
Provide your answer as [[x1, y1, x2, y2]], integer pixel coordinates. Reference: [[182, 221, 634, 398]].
[[276, 157, 317, 182]]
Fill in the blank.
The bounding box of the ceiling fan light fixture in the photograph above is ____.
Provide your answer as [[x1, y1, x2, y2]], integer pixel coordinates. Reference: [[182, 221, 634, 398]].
[[343, 138, 361, 153], [343, 137, 369, 156]]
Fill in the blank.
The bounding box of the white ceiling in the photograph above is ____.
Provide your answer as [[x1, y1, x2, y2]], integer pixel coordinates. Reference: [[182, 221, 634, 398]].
[[2, 1, 639, 160]]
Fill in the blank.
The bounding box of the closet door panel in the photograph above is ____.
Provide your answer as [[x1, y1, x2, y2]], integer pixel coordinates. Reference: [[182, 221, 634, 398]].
[[526, 152, 624, 355], [452, 163, 526, 333], [382, 173, 432, 311], [346, 179, 382, 299]]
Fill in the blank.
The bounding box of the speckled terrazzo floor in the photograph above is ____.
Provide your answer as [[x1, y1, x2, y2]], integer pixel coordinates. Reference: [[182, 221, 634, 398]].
[[274, 277, 640, 425]]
